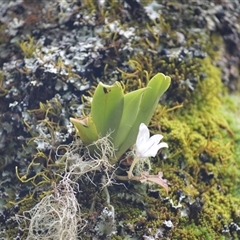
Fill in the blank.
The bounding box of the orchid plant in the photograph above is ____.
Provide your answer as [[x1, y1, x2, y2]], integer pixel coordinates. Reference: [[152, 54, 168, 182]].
[[70, 73, 171, 192]]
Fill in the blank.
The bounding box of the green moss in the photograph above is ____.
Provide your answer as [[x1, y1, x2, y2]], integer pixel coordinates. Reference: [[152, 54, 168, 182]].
[[19, 35, 37, 58], [146, 56, 240, 238], [220, 94, 240, 197], [221, 94, 240, 158]]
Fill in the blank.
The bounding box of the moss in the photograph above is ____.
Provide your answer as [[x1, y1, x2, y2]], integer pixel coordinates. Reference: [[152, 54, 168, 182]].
[[19, 35, 37, 58], [0, 23, 8, 44], [97, 46, 238, 239], [147, 56, 240, 238], [221, 94, 240, 159], [220, 94, 240, 198]]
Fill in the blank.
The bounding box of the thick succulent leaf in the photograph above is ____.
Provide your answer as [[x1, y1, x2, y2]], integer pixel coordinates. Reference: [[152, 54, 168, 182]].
[[91, 82, 124, 138], [70, 116, 98, 145], [115, 73, 171, 159], [113, 88, 146, 150], [138, 73, 171, 124]]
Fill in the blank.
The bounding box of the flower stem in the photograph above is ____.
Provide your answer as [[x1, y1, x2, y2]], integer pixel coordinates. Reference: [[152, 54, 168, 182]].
[[127, 157, 140, 179]]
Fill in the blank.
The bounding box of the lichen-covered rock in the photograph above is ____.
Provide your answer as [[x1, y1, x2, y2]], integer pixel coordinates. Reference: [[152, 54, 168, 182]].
[[0, 0, 240, 239]]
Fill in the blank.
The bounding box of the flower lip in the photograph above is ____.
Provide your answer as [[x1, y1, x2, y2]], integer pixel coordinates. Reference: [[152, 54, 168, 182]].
[[135, 123, 168, 158]]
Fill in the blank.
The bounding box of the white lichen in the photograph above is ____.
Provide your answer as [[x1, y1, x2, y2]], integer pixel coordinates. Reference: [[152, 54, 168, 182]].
[[16, 177, 84, 240]]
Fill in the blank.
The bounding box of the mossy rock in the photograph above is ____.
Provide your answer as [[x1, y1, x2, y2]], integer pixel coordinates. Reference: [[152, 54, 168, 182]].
[[0, 0, 240, 239]]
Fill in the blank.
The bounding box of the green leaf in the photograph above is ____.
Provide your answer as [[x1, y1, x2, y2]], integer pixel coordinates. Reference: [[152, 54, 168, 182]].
[[115, 73, 171, 159], [138, 73, 171, 124], [113, 87, 146, 151], [70, 116, 98, 145], [91, 81, 124, 138]]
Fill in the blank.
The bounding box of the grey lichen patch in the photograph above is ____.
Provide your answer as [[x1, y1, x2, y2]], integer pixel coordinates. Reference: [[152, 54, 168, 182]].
[[93, 206, 116, 239]]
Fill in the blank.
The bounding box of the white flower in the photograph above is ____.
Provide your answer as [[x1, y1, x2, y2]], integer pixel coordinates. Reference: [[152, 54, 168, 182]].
[[135, 123, 168, 158]]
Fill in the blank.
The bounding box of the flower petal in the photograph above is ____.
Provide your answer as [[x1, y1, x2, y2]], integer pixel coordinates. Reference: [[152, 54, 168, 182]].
[[157, 142, 168, 149], [145, 141, 168, 157], [136, 123, 150, 157], [136, 123, 149, 145], [135, 123, 168, 158], [140, 134, 164, 157], [144, 144, 161, 157], [149, 134, 163, 144]]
